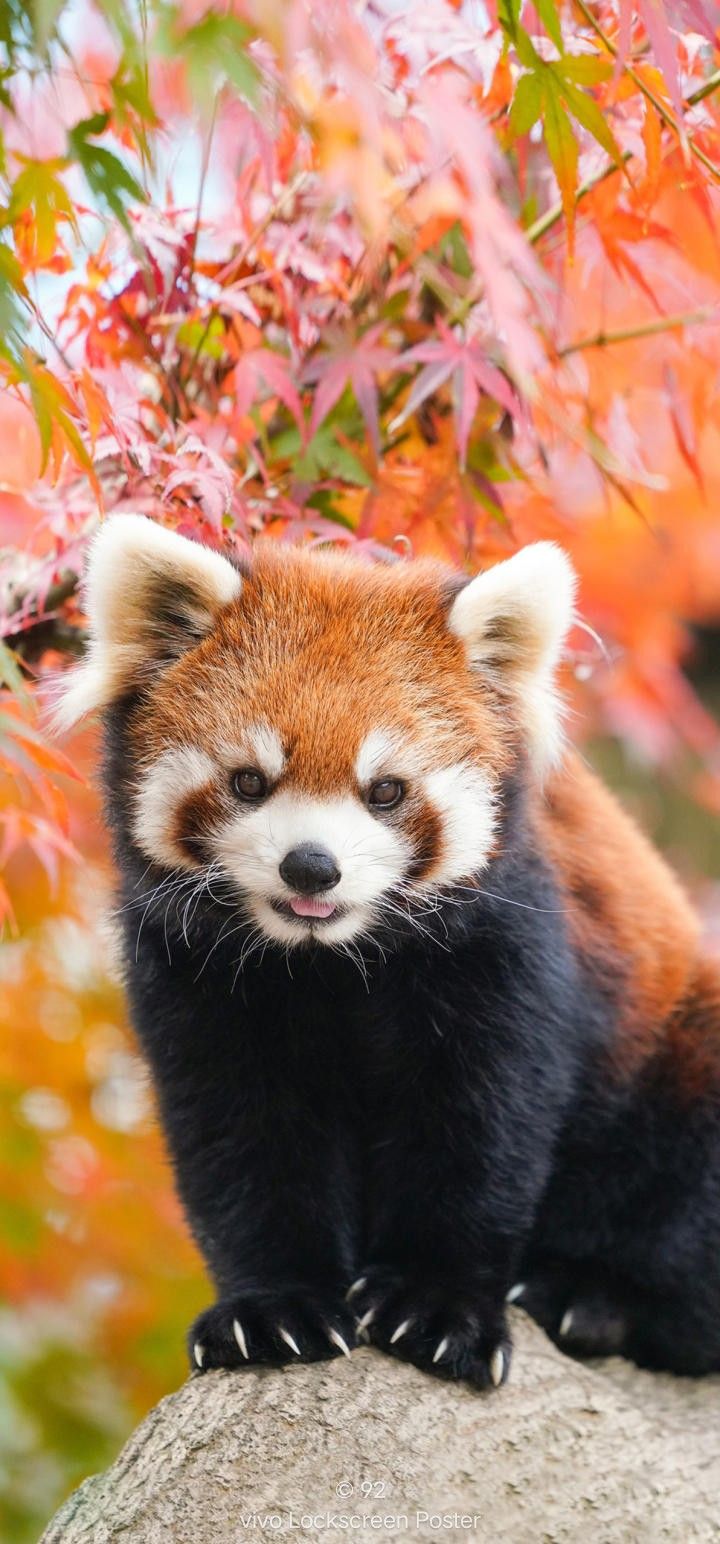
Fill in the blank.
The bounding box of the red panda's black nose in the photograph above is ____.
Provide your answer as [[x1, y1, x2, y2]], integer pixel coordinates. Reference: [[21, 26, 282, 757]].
[[279, 844, 341, 895]]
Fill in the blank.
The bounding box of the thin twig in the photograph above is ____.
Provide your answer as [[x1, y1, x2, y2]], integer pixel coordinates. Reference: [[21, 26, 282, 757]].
[[187, 100, 218, 287], [20, 294, 75, 372], [559, 306, 714, 356], [686, 68, 720, 108]]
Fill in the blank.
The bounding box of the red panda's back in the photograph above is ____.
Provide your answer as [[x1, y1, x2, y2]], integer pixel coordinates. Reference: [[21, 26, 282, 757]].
[[534, 752, 702, 1074]]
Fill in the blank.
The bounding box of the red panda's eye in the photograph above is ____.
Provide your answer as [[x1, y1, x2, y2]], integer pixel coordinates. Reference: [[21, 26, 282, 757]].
[[232, 768, 267, 802], [368, 778, 404, 810]]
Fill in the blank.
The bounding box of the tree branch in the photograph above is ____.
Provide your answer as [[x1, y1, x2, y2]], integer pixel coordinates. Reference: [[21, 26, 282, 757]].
[[2, 572, 83, 664], [559, 307, 714, 356]]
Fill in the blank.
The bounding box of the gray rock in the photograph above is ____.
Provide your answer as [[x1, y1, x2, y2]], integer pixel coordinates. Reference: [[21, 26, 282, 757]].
[[41, 1314, 720, 1542]]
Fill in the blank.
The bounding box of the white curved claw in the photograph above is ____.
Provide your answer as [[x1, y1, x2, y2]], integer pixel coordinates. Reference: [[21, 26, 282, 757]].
[[356, 1308, 375, 1335], [278, 1326, 301, 1356], [559, 1309, 574, 1338], [490, 1347, 505, 1387], [346, 1277, 367, 1301], [506, 1282, 526, 1304], [233, 1318, 249, 1359], [432, 1336, 450, 1364], [328, 1327, 352, 1357], [389, 1318, 412, 1345], [193, 1341, 204, 1369]]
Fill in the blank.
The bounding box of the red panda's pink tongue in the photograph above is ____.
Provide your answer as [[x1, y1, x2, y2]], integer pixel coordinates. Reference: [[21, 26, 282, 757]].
[[288, 896, 337, 919]]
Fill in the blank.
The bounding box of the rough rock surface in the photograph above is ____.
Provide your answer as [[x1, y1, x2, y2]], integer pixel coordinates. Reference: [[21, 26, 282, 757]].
[[42, 1313, 720, 1542]]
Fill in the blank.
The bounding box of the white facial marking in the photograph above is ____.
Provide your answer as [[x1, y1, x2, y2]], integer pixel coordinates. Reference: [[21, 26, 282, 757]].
[[355, 728, 399, 786], [213, 788, 410, 946], [133, 746, 216, 869], [132, 741, 499, 948], [422, 762, 497, 886], [244, 722, 285, 782], [355, 727, 424, 787]]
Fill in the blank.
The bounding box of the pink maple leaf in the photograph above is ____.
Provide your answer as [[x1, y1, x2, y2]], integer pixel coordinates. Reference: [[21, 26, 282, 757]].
[[669, 0, 720, 36], [162, 434, 235, 529], [303, 325, 395, 460], [392, 321, 521, 467], [233, 349, 306, 441]]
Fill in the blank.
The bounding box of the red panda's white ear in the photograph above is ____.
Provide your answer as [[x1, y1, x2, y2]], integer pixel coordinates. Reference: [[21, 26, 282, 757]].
[[53, 515, 242, 730], [448, 542, 577, 770]]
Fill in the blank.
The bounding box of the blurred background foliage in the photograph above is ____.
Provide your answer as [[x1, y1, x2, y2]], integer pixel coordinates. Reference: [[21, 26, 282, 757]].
[[0, 0, 719, 1537]]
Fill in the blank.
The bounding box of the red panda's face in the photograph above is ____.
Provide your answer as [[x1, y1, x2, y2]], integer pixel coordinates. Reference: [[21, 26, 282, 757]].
[[126, 551, 508, 947], [58, 519, 575, 950]]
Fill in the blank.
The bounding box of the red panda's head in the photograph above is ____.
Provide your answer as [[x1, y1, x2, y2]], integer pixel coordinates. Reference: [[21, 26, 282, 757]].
[[57, 517, 576, 948]]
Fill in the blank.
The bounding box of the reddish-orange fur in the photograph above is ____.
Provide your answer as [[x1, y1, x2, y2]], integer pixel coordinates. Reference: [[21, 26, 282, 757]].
[[535, 754, 705, 1079]]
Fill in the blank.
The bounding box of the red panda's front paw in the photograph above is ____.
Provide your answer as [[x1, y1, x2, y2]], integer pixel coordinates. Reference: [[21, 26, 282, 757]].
[[348, 1266, 512, 1391], [189, 1287, 357, 1373]]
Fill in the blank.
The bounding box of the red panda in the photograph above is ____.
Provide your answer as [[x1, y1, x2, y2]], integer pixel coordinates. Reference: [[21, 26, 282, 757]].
[[57, 514, 720, 1388]]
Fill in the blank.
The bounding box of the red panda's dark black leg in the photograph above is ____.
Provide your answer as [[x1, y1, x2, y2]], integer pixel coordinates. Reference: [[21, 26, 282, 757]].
[[515, 1260, 720, 1375], [122, 911, 363, 1374], [349, 906, 580, 1390], [514, 1000, 720, 1377], [623, 1294, 720, 1376], [189, 1284, 358, 1373], [510, 1259, 633, 1358]]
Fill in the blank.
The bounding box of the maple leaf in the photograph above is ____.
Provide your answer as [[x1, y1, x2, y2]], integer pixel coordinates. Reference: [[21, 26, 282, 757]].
[[391, 322, 521, 468], [507, 35, 622, 257], [9, 157, 77, 269], [162, 435, 236, 530], [0, 803, 80, 893], [303, 325, 395, 460], [663, 363, 704, 491], [667, 0, 720, 36], [233, 349, 306, 441], [67, 113, 145, 231], [0, 704, 81, 785]]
